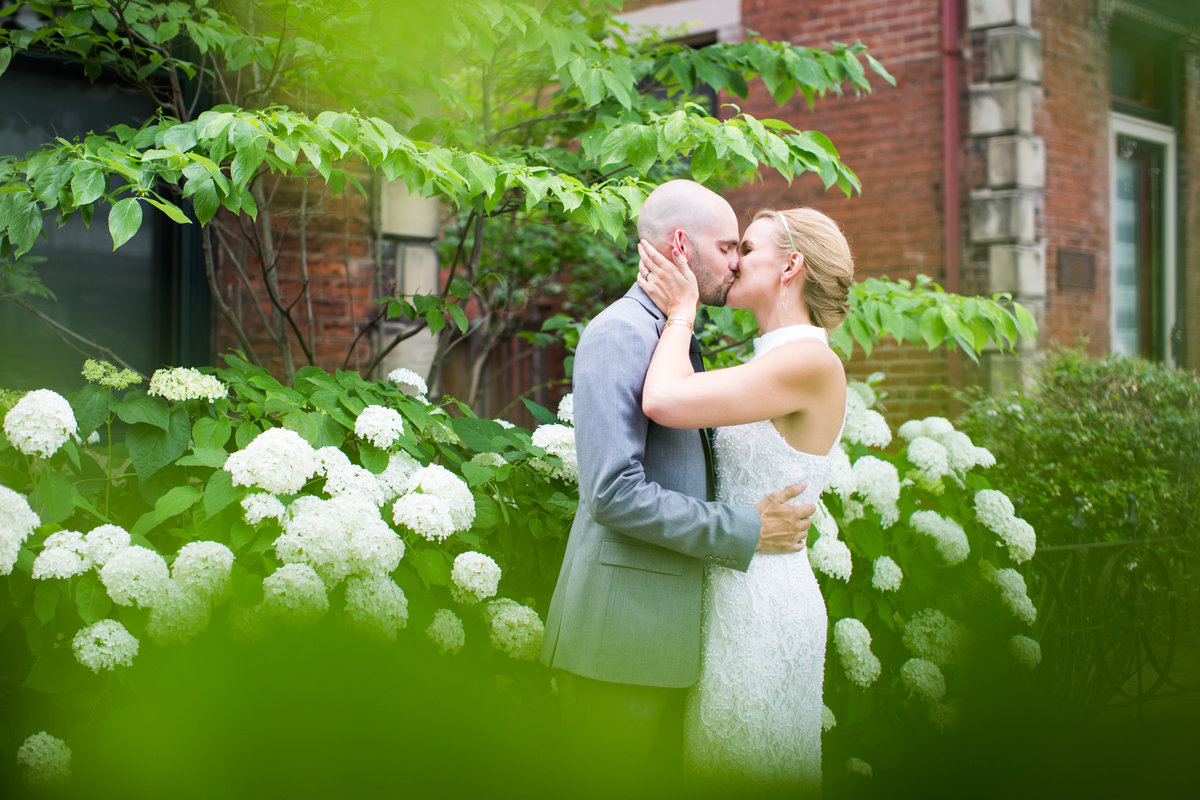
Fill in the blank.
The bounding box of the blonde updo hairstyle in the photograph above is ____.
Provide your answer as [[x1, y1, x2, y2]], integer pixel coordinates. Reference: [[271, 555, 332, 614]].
[[754, 207, 854, 329]]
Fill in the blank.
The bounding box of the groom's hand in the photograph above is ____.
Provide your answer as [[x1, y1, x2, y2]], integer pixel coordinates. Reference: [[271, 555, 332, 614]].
[[754, 483, 816, 554]]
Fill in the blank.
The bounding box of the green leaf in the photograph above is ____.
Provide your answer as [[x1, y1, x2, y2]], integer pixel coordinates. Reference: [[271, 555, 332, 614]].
[[521, 398, 558, 425], [35, 470, 75, 524], [71, 383, 112, 436], [116, 394, 170, 430], [145, 195, 191, 224], [359, 442, 389, 474], [175, 448, 228, 468], [126, 408, 191, 481], [192, 416, 232, 450], [71, 164, 106, 205], [75, 573, 112, 624], [33, 582, 59, 624], [0, 47, 12, 78], [108, 197, 143, 250], [202, 468, 241, 517]]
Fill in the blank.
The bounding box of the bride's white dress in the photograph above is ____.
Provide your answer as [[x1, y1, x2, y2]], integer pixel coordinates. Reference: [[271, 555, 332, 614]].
[[684, 324, 843, 789]]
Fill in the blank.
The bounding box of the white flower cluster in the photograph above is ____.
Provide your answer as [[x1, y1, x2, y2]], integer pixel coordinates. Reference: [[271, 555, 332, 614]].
[[902, 608, 964, 667], [147, 366, 227, 402], [809, 529, 853, 582], [974, 489, 1037, 563], [17, 731, 72, 788], [392, 464, 475, 542], [469, 451, 507, 469], [224, 427, 318, 495], [261, 563, 329, 627], [242, 492, 286, 525], [100, 545, 170, 608], [3, 389, 77, 457], [841, 387, 892, 449], [899, 417, 995, 475], [145, 580, 212, 645], [909, 510, 970, 565], [451, 551, 501, 605], [827, 446, 854, 502], [845, 757, 873, 777], [376, 451, 421, 502], [1, 485, 40, 575], [387, 367, 429, 399], [323, 460, 386, 507], [32, 530, 88, 580], [900, 657, 947, 700], [277, 495, 404, 585], [355, 405, 405, 449], [556, 393, 574, 425], [1008, 634, 1042, 669], [871, 555, 903, 592], [172, 541, 235, 601], [928, 699, 959, 731], [82, 358, 141, 389], [850, 456, 900, 527], [82, 524, 130, 567], [72, 619, 139, 672], [989, 566, 1037, 625], [485, 598, 544, 661], [833, 617, 881, 687], [821, 704, 837, 732], [343, 575, 409, 642], [426, 608, 466, 654], [905, 436, 952, 487], [531, 423, 578, 483]]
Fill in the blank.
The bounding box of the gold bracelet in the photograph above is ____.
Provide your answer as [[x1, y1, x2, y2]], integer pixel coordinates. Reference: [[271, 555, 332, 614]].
[[664, 317, 693, 330]]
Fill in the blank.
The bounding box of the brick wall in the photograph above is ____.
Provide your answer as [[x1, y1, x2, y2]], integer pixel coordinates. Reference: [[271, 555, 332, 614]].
[[1032, 0, 1112, 356], [730, 0, 954, 422]]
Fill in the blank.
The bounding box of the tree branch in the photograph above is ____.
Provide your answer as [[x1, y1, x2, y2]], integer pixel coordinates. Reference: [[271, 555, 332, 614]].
[[0, 294, 144, 375]]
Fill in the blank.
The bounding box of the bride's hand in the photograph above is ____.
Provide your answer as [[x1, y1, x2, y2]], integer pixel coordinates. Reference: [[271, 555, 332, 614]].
[[636, 239, 699, 320]]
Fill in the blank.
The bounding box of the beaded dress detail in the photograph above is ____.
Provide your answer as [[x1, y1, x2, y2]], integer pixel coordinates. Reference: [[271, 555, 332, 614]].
[[684, 324, 843, 789]]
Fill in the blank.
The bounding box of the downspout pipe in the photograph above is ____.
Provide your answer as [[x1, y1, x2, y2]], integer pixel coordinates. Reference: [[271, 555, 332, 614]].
[[942, 0, 962, 296]]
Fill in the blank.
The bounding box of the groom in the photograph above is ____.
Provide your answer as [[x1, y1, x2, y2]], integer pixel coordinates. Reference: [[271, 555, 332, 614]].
[[540, 180, 815, 782]]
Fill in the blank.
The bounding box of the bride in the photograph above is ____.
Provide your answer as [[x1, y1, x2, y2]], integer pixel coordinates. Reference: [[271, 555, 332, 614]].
[[636, 206, 854, 790]]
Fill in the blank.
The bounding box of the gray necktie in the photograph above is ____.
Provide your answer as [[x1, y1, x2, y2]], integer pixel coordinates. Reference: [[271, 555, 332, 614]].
[[688, 335, 717, 501]]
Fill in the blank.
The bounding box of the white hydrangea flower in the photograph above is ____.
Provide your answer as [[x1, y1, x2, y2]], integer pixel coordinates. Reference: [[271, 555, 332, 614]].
[[809, 532, 853, 582], [990, 566, 1037, 625], [81, 358, 140, 390], [902, 608, 964, 667], [171, 541, 234, 602], [241, 492, 286, 525], [72, 619, 139, 672], [346, 517, 405, 577], [375, 451, 422, 501], [392, 464, 475, 542], [827, 446, 854, 502], [833, 618, 882, 688], [531, 423, 578, 483], [223, 427, 318, 495], [17, 731, 72, 788], [145, 580, 212, 645], [261, 563, 329, 627], [937, 430, 983, 473], [900, 657, 947, 700], [343, 575, 408, 642], [906, 436, 951, 483], [323, 461, 387, 507], [276, 495, 393, 585], [845, 757, 873, 777], [821, 704, 836, 732], [842, 404, 892, 449], [469, 451, 507, 468], [493, 418, 515, 429], [850, 456, 900, 527], [921, 416, 955, 437], [556, 393, 574, 425], [314, 445, 352, 477], [4, 389, 77, 457], [387, 367, 429, 398], [1, 484, 40, 576], [424, 407, 460, 444], [974, 489, 1037, 563], [1009, 634, 1042, 669], [450, 551, 502, 604], [226, 602, 270, 644], [973, 446, 997, 469], [871, 555, 903, 592], [81, 524, 130, 569], [426, 608, 466, 654], [32, 530, 88, 580], [99, 545, 169, 608], [485, 598, 544, 661], [355, 405, 405, 449], [928, 699, 959, 731], [910, 510, 970, 565], [812, 499, 838, 540], [147, 367, 227, 402], [847, 380, 877, 409], [897, 419, 927, 441]]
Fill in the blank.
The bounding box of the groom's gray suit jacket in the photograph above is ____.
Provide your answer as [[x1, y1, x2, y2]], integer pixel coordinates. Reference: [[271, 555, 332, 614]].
[[540, 285, 760, 688]]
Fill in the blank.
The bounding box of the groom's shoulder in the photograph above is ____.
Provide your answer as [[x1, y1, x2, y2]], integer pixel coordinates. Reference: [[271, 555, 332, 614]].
[[588, 291, 659, 333]]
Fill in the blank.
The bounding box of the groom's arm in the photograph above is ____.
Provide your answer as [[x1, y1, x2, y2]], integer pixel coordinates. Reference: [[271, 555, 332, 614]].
[[573, 305, 760, 571]]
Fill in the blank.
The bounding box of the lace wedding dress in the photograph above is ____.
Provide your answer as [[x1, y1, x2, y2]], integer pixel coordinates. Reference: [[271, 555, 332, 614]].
[[684, 324, 844, 790]]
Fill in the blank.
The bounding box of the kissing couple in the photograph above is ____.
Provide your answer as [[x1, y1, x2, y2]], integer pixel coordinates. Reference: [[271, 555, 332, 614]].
[[541, 179, 855, 794]]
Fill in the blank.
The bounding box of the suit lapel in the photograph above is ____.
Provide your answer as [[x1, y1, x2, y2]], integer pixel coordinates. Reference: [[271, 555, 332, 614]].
[[688, 336, 718, 502]]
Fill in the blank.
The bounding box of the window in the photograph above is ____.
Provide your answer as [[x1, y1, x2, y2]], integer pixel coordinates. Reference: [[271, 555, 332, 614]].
[[1109, 113, 1177, 364]]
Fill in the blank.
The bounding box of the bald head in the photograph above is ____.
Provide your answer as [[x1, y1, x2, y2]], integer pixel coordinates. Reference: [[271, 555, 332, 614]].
[[637, 180, 737, 251], [636, 179, 740, 307]]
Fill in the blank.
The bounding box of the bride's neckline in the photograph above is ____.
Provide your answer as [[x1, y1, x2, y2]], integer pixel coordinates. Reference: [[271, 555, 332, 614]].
[[752, 324, 827, 358]]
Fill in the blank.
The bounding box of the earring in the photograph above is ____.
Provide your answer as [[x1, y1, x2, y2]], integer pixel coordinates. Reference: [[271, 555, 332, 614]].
[[780, 274, 787, 308]]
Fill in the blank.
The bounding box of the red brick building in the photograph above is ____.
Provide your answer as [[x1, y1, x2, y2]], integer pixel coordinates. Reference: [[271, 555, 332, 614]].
[[626, 0, 1200, 421]]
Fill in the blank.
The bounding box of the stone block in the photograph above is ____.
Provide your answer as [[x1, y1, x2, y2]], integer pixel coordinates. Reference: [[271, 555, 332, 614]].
[[987, 26, 1041, 82], [969, 190, 1037, 243], [969, 82, 1036, 136], [987, 243, 1045, 297], [967, 0, 1030, 30], [380, 181, 440, 239], [986, 136, 1044, 188]]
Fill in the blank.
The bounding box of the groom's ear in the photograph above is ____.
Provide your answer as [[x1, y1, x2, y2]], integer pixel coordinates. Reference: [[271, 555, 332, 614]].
[[671, 229, 688, 252]]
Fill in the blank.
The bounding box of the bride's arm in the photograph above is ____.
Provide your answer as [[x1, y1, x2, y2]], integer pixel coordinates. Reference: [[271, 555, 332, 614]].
[[637, 241, 841, 431]]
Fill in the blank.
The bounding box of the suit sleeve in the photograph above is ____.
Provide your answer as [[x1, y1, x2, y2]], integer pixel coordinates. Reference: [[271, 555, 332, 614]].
[[572, 304, 760, 571]]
